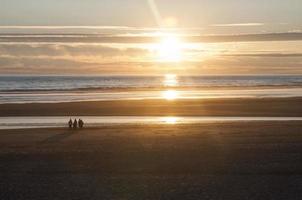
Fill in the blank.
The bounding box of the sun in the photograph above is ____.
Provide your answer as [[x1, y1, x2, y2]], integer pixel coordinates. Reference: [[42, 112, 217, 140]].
[[156, 35, 183, 62]]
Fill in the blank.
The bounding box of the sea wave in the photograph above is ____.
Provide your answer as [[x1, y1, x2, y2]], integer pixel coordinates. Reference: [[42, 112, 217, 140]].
[[0, 75, 302, 92]]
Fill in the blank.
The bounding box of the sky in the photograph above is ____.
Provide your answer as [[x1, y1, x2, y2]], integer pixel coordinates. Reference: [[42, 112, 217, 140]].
[[0, 0, 302, 75]]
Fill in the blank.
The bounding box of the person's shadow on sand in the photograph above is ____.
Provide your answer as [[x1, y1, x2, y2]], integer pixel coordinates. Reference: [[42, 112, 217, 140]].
[[41, 130, 77, 144]]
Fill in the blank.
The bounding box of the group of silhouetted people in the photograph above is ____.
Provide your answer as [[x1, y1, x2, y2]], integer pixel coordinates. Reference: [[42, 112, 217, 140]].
[[68, 118, 84, 129]]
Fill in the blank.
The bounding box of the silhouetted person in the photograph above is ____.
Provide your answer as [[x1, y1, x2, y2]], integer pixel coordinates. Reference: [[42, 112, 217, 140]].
[[68, 118, 73, 129], [79, 119, 84, 128], [73, 119, 78, 129]]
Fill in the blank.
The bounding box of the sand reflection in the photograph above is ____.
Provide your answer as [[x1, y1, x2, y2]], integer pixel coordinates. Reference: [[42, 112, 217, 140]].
[[162, 90, 179, 100], [161, 117, 180, 124]]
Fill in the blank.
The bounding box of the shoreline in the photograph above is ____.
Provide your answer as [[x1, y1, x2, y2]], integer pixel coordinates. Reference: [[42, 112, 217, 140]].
[[0, 119, 301, 131], [1, 97, 302, 117], [1, 116, 302, 130]]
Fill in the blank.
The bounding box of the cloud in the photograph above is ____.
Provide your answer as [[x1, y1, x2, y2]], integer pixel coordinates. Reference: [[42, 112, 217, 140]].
[[222, 53, 302, 57], [1, 32, 302, 44], [0, 26, 205, 35], [211, 23, 264, 27], [0, 33, 302, 75], [0, 55, 189, 75], [202, 55, 302, 68], [1, 52, 302, 75], [0, 26, 132, 30], [0, 44, 149, 58]]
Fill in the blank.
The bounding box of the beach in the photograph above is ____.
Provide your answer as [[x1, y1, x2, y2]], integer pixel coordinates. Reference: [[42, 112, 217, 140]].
[[1, 122, 302, 199], [1, 75, 302, 199]]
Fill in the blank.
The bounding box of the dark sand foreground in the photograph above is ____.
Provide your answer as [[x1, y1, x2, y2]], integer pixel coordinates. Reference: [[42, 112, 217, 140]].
[[1, 97, 302, 116], [1, 122, 302, 199]]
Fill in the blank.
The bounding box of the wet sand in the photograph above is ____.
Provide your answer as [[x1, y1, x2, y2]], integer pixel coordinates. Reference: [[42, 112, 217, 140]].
[[1, 97, 302, 116], [1, 122, 302, 199]]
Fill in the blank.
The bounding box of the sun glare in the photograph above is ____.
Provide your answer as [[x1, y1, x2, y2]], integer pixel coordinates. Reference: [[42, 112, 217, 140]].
[[164, 17, 178, 27], [157, 35, 183, 62]]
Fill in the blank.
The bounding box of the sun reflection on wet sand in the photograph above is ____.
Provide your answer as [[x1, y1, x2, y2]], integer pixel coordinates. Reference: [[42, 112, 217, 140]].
[[161, 117, 180, 124], [162, 90, 179, 100]]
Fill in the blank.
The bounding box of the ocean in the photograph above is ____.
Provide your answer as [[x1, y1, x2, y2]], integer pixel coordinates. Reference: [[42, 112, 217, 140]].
[[1, 75, 302, 91], [0, 75, 302, 104]]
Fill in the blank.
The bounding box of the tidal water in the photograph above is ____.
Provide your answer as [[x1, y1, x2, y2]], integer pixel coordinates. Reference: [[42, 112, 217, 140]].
[[0, 75, 302, 103], [1, 116, 302, 129], [1, 75, 302, 91]]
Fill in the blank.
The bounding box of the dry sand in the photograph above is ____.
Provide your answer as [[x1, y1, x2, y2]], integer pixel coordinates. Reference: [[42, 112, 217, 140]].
[[0, 122, 302, 199]]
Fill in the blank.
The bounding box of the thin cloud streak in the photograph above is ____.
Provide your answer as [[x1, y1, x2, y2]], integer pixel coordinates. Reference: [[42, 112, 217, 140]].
[[1, 32, 302, 44], [0, 26, 204, 32], [0, 26, 132, 29], [222, 53, 302, 57], [211, 23, 265, 27]]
